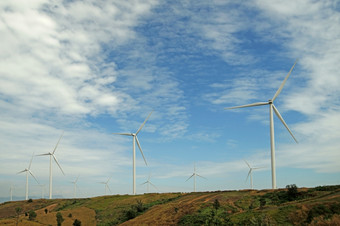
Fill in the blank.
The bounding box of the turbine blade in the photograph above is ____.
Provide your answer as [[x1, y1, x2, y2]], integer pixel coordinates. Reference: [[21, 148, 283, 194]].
[[107, 185, 112, 193], [112, 133, 133, 136], [136, 136, 148, 166], [197, 174, 207, 180], [17, 169, 26, 174], [272, 59, 298, 101], [150, 182, 158, 191], [253, 167, 265, 170], [29, 170, 39, 184], [36, 153, 51, 156], [185, 174, 194, 182], [272, 105, 298, 143], [52, 154, 65, 175], [244, 160, 251, 168], [53, 132, 64, 154], [106, 176, 111, 183], [136, 111, 153, 135], [141, 181, 148, 185], [225, 102, 269, 110], [245, 170, 251, 182], [28, 153, 34, 170], [75, 175, 79, 183]]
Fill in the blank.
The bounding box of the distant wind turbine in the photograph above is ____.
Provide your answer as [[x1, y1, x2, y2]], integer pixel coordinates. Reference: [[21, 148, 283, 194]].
[[186, 162, 206, 192], [17, 153, 39, 200], [37, 132, 65, 199], [244, 160, 263, 189], [113, 111, 153, 195], [9, 185, 14, 201], [225, 60, 298, 189], [99, 177, 112, 195], [71, 175, 79, 198], [141, 173, 158, 193], [38, 184, 46, 199]]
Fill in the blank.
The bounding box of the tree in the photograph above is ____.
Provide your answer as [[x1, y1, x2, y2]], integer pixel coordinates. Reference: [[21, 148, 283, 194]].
[[56, 212, 64, 226], [286, 184, 299, 201], [73, 219, 82, 226], [15, 207, 22, 226], [44, 208, 48, 214], [28, 210, 37, 221]]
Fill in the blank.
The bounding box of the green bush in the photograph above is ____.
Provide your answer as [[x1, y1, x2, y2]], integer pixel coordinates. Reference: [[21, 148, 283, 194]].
[[56, 212, 64, 226], [28, 210, 37, 221], [73, 219, 81, 226], [306, 204, 332, 223], [286, 184, 299, 201]]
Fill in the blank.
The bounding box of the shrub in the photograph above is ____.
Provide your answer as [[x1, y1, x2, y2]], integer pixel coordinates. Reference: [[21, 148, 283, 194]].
[[286, 184, 299, 201], [73, 219, 81, 226], [27, 198, 33, 203], [56, 212, 64, 226], [45, 208, 48, 214], [259, 197, 266, 208], [306, 204, 332, 223], [68, 213, 72, 218], [28, 210, 37, 221]]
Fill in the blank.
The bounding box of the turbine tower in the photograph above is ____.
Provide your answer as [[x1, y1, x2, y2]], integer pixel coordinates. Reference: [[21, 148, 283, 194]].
[[17, 153, 39, 200], [226, 60, 298, 189], [113, 111, 152, 195], [244, 160, 263, 189], [39, 184, 46, 199], [99, 177, 112, 195], [9, 185, 14, 201], [37, 132, 65, 199], [71, 175, 79, 198], [141, 173, 158, 193], [186, 162, 206, 192]]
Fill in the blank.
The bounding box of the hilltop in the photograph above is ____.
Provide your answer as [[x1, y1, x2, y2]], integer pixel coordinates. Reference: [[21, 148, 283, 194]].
[[0, 185, 339, 225]]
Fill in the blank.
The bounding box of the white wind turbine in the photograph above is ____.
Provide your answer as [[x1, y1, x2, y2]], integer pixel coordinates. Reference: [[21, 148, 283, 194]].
[[99, 177, 112, 195], [38, 184, 46, 199], [17, 153, 39, 200], [113, 111, 153, 195], [9, 185, 15, 201], [225, 60, 299, 189], [71, 175, 79, 198], [37, 133, 65, 199], [244, 160, 263, 189], [141, 173, 158, 193], [186, 162, 206, 192]]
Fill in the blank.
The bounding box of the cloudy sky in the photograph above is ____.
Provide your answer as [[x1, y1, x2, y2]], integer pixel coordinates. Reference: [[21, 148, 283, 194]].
[[1, 0, 339, 200]]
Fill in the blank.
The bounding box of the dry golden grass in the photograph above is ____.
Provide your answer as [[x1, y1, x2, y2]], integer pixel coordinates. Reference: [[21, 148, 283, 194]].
[[35, 206, 96, 226]]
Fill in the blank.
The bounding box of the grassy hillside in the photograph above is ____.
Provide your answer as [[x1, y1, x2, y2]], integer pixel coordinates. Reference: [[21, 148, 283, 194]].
[[0, 185, 339, 225]]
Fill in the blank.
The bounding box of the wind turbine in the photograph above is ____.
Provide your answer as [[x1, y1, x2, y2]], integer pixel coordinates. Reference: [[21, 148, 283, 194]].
[[225, 60, 298, 189], [99, 177, 112, 195], [9, 185, 14, 201], [17, 153, 39, 200], [38, 184, 46, 199], [141, 173, 158, 193], [185, 162, 206, 192], [244, 160, 263, 189], [37, 132, 65, 199], [71, 175, 79, 198], [113, 111, 152, 195]]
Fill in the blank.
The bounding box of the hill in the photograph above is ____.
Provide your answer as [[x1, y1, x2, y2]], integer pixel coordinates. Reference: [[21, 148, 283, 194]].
[[0, 185, 339, 225]]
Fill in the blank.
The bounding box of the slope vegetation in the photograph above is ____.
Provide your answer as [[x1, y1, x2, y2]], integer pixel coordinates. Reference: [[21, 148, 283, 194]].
[[0, 185, 339, 225]]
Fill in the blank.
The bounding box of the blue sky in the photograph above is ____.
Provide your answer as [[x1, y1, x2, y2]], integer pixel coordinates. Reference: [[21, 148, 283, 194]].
[[1, 0, 340, 200]]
